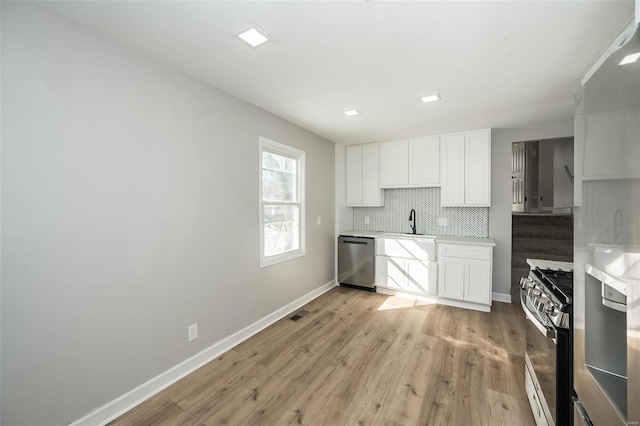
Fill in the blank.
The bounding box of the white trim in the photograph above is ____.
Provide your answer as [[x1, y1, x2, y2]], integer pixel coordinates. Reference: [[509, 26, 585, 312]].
[[259, 136, 306, 268], [376, 287, 491, 313], [492, 292, 512, 303], [70, 280, 337, 426], [435, 296, 491, 313]]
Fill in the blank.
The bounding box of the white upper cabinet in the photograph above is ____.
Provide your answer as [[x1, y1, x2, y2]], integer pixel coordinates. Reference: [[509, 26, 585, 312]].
[[346, 144, 363, 205], [362, 144, 382, 205], [465, 131, 491, 205], [441, 134, 466, 205], [379, 141, 409, 187], [409, 136, 440, 186], [346, 144, 383, 207], [379, 136, 440, 188], [441, 129, 491, 207]]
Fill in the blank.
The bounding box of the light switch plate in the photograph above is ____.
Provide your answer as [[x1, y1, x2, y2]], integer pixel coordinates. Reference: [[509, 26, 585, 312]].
[[317, 216, 321, 225]]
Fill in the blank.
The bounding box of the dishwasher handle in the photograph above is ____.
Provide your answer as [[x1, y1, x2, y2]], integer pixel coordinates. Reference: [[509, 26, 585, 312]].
[[342, 240, 368, 245]]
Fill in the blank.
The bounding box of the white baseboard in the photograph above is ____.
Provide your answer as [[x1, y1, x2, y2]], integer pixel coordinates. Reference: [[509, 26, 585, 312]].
[[492, 292, 512, 303], [376, 286, 490, 313], [71, 280, 337, 426], [435, 297, 491, 313]]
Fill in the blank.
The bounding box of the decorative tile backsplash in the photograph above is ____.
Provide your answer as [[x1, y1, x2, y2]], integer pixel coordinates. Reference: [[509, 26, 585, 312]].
[[353, 187, 489, 237]]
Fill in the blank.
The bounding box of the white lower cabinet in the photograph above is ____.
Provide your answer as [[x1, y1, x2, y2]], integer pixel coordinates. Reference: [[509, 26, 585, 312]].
[[437, 243, 493, 306], [376, 256, 437, 296], [375, 236, 437, 296]]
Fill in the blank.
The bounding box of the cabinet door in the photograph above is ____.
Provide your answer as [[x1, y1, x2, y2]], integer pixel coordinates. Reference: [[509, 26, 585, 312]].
[[438, 257, 465, 300], [376, 256, 406, 290], [406, 259, 437, 296], [379, 141, 409, 187], [409, 136, 440, 186], [465, 130, 491, 206], [346, 145, 363, 205], [362, 144, 381, 205], [464, 260, 492, 305], [440, 134, 465, 206]]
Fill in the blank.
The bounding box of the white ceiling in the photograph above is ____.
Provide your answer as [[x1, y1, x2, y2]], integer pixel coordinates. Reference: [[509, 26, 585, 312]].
[[38, 1, 634, 145]]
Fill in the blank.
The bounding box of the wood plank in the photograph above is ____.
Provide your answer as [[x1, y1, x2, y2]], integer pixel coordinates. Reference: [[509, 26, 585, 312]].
[[108, 290, 535, 426]]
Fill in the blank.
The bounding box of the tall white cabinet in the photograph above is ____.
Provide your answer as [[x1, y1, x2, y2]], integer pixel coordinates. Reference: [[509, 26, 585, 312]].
[[440, 129, 491, 207], [346, 144, 383, 206]]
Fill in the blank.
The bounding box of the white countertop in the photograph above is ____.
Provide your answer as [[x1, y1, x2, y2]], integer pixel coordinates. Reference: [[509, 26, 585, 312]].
[[435, 236, 496, 246], [339, 231, 495, 246], [339, 230, 387, 238]]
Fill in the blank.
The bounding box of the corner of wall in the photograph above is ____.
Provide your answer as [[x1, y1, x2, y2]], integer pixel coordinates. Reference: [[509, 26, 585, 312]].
[[334, 143, 353, 235]]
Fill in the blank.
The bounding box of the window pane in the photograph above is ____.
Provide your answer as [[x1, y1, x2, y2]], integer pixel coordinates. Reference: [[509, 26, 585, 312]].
[[262, 169, 296, 202], [264, 205, 299, 256], [262, 151, 296, 174]]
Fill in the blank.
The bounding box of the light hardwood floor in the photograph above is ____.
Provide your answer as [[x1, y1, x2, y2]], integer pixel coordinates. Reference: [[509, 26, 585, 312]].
[[110, 287, 535, 425]]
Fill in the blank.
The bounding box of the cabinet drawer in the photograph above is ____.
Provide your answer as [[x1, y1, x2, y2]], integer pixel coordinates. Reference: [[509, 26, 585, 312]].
[[438, 244, 492, 261], [376, 237, 436, 260]]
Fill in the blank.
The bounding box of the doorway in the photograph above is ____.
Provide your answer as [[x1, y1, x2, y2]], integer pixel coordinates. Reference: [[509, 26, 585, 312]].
[[511, 137, 574, 214]]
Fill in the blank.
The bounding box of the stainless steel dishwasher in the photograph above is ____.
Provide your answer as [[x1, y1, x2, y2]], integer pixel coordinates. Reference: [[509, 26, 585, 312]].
[[338, 235, 376, 291]]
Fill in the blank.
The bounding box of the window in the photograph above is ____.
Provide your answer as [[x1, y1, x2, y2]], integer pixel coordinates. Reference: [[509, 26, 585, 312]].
[[259, 137, 305, 267]]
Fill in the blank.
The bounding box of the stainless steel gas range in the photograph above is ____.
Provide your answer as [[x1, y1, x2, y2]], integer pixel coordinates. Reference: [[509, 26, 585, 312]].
[[520, 259, 574, 426]]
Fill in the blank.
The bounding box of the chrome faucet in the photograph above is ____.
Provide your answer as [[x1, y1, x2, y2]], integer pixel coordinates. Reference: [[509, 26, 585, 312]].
[[409, 209, 417, 234]]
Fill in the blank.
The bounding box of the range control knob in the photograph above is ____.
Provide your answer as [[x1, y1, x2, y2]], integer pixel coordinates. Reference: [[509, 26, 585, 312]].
[[520, 277, 534, 290], [544, 303, 557, 315], [535, 294, 549, 310]]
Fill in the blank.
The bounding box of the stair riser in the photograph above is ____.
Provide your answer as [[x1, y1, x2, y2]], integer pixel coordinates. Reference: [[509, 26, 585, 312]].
[[512, 226, 573, 240], [512, 239, 573, 256], [512, 252, 573, 269], [512, 215, 572, 227]]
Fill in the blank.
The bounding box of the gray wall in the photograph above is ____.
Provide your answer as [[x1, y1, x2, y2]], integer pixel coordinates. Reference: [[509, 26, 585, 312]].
[[553, 138, 574, 208], [1, 3, 335, 425], [490, 123, 574, 295], [539, 142, 555, 209]]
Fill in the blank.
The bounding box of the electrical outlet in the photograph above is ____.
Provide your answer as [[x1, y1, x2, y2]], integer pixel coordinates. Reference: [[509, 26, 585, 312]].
[[317, 216, 321, 225], [438, 217, 448, 227], [188, 323, 198, 342], [364, 216, 370, 225]]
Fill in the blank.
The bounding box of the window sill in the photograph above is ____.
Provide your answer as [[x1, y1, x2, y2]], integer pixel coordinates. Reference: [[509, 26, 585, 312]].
[[260, 249, 305, 268]]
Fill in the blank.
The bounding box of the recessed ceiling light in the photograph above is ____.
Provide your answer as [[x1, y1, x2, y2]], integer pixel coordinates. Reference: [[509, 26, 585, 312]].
[[344, 109, 360, 116], [619, 52, 640, 65], [421, 94, 441, 103], [236, 26, 269, 48]]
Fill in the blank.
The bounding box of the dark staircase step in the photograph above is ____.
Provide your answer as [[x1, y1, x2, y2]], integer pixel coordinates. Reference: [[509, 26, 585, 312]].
[[512, 214, 572, 227], [512, 238, 573, 256], [511, 266, 530, 287], [512, 252, 573, 270], [512, 225, 573, 240]]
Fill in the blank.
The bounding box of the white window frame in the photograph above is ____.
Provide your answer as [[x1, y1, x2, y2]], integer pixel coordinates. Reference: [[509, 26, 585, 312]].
[[259, 136, 306, 268]]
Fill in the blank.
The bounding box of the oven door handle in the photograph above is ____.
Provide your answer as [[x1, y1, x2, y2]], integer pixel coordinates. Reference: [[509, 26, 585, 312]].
[[521, 291, 557, 339]]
